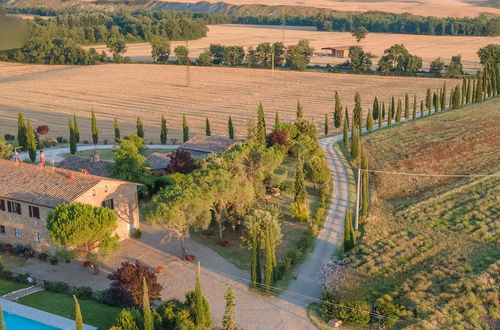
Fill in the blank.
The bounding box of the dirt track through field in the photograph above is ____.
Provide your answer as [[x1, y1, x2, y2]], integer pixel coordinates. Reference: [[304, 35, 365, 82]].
[[0, 62, 457, 143]]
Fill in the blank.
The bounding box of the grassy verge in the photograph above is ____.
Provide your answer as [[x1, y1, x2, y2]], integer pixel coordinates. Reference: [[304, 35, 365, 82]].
[[0, 278, 29, 295], [1, 254, 27, 270], [17, 290, 121, 330]]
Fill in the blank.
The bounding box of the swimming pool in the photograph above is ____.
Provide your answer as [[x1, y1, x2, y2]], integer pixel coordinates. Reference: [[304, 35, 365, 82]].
[[4, 311, 60, 330]]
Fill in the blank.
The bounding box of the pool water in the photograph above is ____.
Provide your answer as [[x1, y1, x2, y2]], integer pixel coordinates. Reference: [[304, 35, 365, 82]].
[[4, 311, 60, 330]]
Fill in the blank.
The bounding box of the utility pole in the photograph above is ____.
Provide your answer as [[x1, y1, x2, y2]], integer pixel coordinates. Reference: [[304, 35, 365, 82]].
[[355, 167, 361, 230], [186, 40, 190, 88], [271, 51, 275, 77]]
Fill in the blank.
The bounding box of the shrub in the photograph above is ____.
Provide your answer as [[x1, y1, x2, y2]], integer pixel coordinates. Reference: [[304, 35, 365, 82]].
[[13, 245, 27, 256], [165, 149, 199, 174], [286, 249, 303, 266], [268, 130, 291, 150], [107, 260, 163, 307], [13, 273, 29, 283], [49, 256, 58, 265], [38, 253, 49, 261], [132, 228, 142, 239], [0, 256, 3, 273], [321, 290, 371, 325], [103, 139, 109, 145], [291, 202, 309, 222], [55, 249, 76, 262], [83, 140, 89, 144], [73, 286, 93, 299], [24, 248, 35, 259], [56, 136, 64, 143], [62, 138, 68, 144], [94, 290, 119, 306], [44, 280, 70, 293]]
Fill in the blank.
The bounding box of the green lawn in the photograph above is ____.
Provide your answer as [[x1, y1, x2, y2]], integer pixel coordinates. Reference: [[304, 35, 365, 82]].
[[17, 291, 121, 330], [1, 253, 27, 270], [66, 148, 174, 161], [0, 279, 29, 295]]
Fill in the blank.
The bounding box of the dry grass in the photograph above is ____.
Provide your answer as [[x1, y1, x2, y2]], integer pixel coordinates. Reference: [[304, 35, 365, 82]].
[[87, 24, 499, 73], [0, 61, 456, 143]]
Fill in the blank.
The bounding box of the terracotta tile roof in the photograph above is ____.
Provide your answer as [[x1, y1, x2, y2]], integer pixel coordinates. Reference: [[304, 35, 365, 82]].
[[0, 159, 103, 208], [179, 135, 238, 155], [57, 156, 112, 178]]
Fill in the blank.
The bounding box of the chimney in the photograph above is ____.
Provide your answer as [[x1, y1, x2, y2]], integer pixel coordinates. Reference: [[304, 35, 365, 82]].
[[40, 150, 45, 167], [81, 169, 89, 175], [14, 158, 22, 165], [68, 172, 75, 180]]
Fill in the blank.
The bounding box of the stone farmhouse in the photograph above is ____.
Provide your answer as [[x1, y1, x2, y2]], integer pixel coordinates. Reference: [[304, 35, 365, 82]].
[[0, 159, 140, 253]]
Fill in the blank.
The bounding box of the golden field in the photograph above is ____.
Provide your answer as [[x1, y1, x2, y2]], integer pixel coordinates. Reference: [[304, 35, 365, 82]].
[[0, 62, 457, 143], [88, 25, 500, 73]]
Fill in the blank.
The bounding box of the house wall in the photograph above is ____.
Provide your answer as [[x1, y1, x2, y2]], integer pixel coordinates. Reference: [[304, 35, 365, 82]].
[[73, 180, 139, 240], [0, 201, 55, 253]]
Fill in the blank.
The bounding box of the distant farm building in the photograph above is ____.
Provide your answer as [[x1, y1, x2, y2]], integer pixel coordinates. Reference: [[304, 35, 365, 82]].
[[180, 135, 239, 157], [321, 46, 353, 58]]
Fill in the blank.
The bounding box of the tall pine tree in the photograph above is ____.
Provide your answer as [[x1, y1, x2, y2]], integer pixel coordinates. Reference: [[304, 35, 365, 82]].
[[361, 152, 369, 219], [324, 113, 329, 136], [390, 96, 395, 119], [91, 108, 99, 145], [296, 101, 304, 120], [441, 82, 447, 111], [142, 277, 153, 330], [114, 118, 120, 142], [182, 114, 189, 142], [334, 91, 342, 131], [343, 209, 355, 251], [160, 115, 167, 144], [17, 113, 27, 150], [372, 96, 379, 120], [412, 95, 417, 120], [194, 264, 212, 329], [73, 295, 83, 330], [73, 114, 80, 143], [366, 110, 373, 132], [228, 116, 234, 139], [350, 125, 360, 159], [205, 117, 211, 136], [378, 108, 382, 129], [26, 120, 37, 163], [136, 117, 144, 138], [69, 118, 77, 155], [425, 88, 432, 112], [353, 92, 362, 130], [222, 282, 236, 330], [343, 114, 349, 149], [274, 112, 280, 127], [395, 99, 402, 123], [256, 103, 266, 144], [404, 93, 409, 119]]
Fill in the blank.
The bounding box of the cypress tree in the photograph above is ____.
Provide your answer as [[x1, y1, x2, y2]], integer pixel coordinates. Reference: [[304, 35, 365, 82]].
[[395, 99, 402, 123], [228, 116, 234, 139], [441, 82, 447, 111], [294, 164, 307, 203], [420, 100, 424, 118], [453, 85, 461, 109], [256, 103, 266, 144], [387, 105, 392, 127], [91, 108, 98, 145], [205, 117, 211, 136], [136, 117, 144, 138], [17, 113, 27, 150], [433, 92, 439, 113], [182, 114, 189, 142], [476, 74, 483, 103], [372, 96, 379, 120], [250, 238, 261, 288], [404, 93, 409, 119], [73, 295, 83, 330], [26, 120, 37, 163], [296, 101, 304, 120], [449, 87, 453, 108], [255, 240, 262, 286], [412, 95, 417, 120], [361, 152, 369, 219], [350, 126, 360, 159], [160, 115, 167, 145], [344, 107, 349, 129], [194, 264, 212, 329], [343, 115, 349, 149], [73, 114, 80, 143], [472, 76, 477, 103], [461, 78, 466, 106], [381, 102, 386, 119], [343, 209, 355, 251], [334, 91, 342, 131], [378, 108, 382, 129], [390, 96, 395, 119], [69, 118, 77, 155], [142, 277, 153, 330], [274, 112, 280, 127], [425, 88, 432, 112], [324, 113, 329, 136], [353, 92, 362, 130], [0, 304, 6, 330], [366, 110, 373, 132], [114, 118, 120, 142], [264, 228, 273, 294], [222, 282, 236, 330]]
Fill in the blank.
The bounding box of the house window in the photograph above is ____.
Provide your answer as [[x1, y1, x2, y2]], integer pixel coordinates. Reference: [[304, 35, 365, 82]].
[[0, 225, 5, 234], [101, 199, 114, 210], [33, 233, 41, 243], [15, 228, 21, 238], [29, 206, 40, 219], [0, 200, 5, 211], [7, 201, 21, 215]]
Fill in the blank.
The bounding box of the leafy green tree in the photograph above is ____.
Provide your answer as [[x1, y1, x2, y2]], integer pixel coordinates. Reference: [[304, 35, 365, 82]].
[[222, 282, 236, 330], [412, 95, 417, 120], [47, 203, 119, 258], [445, 55, 463, 78], [255, 42, 272, 68], [395, 99, 402, 123], [477, 44, 500, 69], [334, 91, 343, 131], [136, 117, 144, 138], [224, 46, 245, 66], [182, 114, 189, 143], [147, 176, 212, 258], [91, 109, 99, 145], [197, 49, 212, 66], [294, 163, 307, 203], [73, 114, 80, 143], [377, 44, 422, 76], [160, 115, 167, 145], [17, 113, 27, 150], [74, 295, 83, 330], [285, 40, 313, 71], [0, 138, 13, 160], [351, 26, 368, 42], [69, 118, 77, 155], [256, 103, 266, 144], [272, 42, 286, 67], [108, 135, 149, 183], [348, 46, 371, 73], [106, 36, 127, 55], [343, 209, 355, 251], [429, 57, 444, 77], [366, 110, 373, 132], [228, 116, 234, 139], [193, 265, 212, 329], [174, 45, 189, 65], [372, 97, 379, 120], [26, 120, 37, 163], [150, 37, 171, 63], [115, 309, 139, 330], [305, 154, 329, 189], [114, 118, 120, 142], [205, 117, 211, 136], [142, 277, 153, 330], [324, 113, 329, 136], [343, 114, 349, 149]]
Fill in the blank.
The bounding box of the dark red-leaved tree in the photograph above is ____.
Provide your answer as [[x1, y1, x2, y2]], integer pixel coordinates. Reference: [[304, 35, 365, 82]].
[[166, 149, 199, 174], [106, 260, 163, 307], [268, 129, 290, 150]]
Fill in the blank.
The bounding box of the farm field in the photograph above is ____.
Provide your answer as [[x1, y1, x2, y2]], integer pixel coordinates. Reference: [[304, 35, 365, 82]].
[[324, 98, 500, 327], [0, 62, 457, 143], [88, 24, 499, 73]]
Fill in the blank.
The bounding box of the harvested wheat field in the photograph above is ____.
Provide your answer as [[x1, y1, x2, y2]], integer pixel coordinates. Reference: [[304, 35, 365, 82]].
[[89, 25, 499, 73], [0, 62, 457, 143]]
